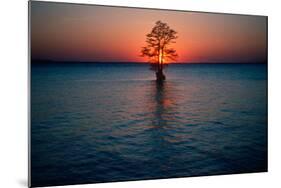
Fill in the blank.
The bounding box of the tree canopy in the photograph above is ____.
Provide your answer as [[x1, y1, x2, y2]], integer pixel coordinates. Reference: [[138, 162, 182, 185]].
[[141, 21, 178, 72]]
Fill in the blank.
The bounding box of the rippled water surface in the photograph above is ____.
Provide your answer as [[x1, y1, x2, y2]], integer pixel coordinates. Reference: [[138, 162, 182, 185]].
[[31, 63, 267, 187]]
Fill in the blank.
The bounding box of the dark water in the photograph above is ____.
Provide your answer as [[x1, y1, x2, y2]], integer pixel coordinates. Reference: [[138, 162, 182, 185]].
[[31, 63, 267, 187]]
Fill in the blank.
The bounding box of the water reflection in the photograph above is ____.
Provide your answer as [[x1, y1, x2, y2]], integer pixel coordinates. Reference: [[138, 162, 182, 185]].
[[148, 80, 196, 146], [146, 81, 188, 175], [152, 81, 175, 127]]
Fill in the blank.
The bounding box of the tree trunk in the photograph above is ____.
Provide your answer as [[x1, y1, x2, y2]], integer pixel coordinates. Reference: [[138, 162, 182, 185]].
[[156, 69, 166, 82]]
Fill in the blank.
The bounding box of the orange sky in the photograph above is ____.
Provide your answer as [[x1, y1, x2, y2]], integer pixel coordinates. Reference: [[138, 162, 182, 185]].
[[31, 1, 267, 63]]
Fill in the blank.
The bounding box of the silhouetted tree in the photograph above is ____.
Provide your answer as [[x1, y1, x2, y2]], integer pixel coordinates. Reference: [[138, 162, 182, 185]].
[[141, 21, 178, 82]]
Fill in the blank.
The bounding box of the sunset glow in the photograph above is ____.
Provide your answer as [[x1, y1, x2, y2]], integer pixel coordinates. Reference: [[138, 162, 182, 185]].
[[31, 2, 267, 63]]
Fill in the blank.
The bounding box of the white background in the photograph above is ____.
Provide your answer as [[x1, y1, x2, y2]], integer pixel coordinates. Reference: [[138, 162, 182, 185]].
[[0, 0, 280, 187]]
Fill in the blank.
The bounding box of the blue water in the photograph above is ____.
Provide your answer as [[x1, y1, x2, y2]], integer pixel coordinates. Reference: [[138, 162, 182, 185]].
[[31, 63, 267, 187]]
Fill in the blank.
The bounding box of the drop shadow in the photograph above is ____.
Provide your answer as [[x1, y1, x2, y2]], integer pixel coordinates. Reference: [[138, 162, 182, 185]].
[[17, 179, 28, 187]]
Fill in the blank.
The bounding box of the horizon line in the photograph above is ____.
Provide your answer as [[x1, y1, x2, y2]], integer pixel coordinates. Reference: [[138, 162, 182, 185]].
[[31, 59, 267, 64]]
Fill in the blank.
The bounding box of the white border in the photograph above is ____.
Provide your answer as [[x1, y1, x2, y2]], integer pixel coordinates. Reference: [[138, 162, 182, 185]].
[[1, 0, 281, 188]]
